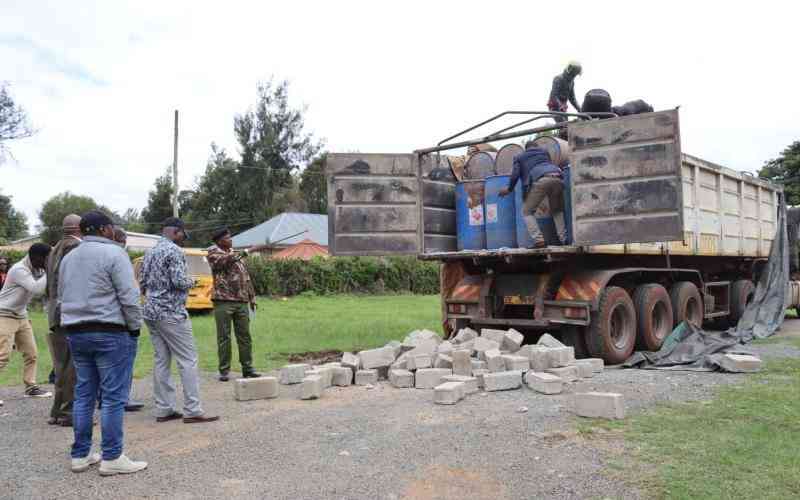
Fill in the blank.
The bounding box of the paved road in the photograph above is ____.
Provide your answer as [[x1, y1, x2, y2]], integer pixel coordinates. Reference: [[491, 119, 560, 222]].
[[2, 322, 799, 500]]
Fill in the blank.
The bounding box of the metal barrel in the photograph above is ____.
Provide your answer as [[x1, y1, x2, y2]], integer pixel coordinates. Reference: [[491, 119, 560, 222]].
[[532, 136, 570, 167], [455, 180, 487, 250], [464, 151, 497, 179], [495, 144, 524, 175], [484, 175, 517, 249]]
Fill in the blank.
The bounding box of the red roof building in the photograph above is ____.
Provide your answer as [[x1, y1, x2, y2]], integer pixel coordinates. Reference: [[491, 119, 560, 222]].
[[271, 239, 329, 260]]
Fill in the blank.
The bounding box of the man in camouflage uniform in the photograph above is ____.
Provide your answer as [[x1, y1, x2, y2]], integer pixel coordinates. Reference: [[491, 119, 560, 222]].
[[208, 228, 260, 382]]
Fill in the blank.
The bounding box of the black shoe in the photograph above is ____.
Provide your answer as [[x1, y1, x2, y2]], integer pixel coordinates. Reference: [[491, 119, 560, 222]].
[[24, 386, 53, 398], [125, 400, 145, 412], [218, 373, 229, 382], [156, 411, 183, 423], [242, 371, 261, 379]]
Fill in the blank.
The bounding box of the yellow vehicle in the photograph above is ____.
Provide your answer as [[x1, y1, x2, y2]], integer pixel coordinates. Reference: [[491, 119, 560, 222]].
[[133, 248, 215, 312]]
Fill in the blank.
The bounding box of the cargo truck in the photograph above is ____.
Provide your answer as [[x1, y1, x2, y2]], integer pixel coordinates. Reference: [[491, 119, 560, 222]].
[[325, 109, 797, 364]]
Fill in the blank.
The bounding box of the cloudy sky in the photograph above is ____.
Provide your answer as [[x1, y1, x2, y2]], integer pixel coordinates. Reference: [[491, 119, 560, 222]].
[[3, 0, 798, 232]]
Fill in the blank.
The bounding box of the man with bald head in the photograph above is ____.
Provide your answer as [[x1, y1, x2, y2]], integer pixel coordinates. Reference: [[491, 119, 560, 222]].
[[44, 213, 82, 426]]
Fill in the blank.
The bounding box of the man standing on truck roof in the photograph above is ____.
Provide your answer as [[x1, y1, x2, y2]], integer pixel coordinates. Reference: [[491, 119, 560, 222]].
[[548, 61, 582, 122], [207, 227, 260, 382], [499, 143, 564, 248]]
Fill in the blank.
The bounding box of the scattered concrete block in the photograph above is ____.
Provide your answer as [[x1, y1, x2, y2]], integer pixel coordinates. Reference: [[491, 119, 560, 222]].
[[718, 353, 762, 373], [537, 333, 566, 348], [545, 365, 578, 382], [442, 375, 479, 395], [525, 372, 563, 395], [405, 338, 439, 359], [481, 328, 507, 344], [434, 381, 464, 404], [389, 369, 414, 388], [485, 348, 505, 373], [483, 371, 523, 392], [502, 328, 524, 352], [360, 346, 397, 370], [332, 366, 353, 386], [574, 392, 625, 419], [474, 338, 501, 360], [452, 349, 472, 376], [279, 364, 309, 385], [472, 369, 489, 388], [385, 340, 402, 359], [300, 375, 323, 400], [341, 352, 361, 373], [471, 359, 487, 372], [547, 346, 575, 368], [433, 353, 453, 369], [355, 369, 379, 386], [453, 327, 478, 344], [584, 358, 605, 373], [234, 376, 279, 401], [573, 360, 595, 378], [415, 368, 453, 389], [407, 354, 433, 371], [529, 346, 551, 371], [306, 366, 334, 388], [457, 339, 475, 355], [437, 340, 454, 355], [516, 344, 534, 358], [503, 354, 530, 372]]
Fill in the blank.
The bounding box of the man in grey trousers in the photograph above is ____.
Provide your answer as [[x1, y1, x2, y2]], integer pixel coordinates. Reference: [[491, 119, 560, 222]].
[[138, 217, 219, 424]]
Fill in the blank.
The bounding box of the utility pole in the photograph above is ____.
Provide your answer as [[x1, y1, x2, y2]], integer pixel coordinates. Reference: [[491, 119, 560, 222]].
[[172, 109, 179, 217]]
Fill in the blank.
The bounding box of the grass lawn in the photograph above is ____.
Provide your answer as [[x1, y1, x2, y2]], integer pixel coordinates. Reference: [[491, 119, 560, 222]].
[[0, 294, 441, 387], [581, 336, 800, 499]]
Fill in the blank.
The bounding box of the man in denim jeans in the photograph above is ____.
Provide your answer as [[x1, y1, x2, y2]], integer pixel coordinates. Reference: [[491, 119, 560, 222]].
[[59, 211, 147, 476]]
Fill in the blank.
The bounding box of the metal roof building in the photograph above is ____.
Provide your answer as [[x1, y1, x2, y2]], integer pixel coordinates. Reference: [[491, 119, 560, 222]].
[[231, 212, 328, 250]]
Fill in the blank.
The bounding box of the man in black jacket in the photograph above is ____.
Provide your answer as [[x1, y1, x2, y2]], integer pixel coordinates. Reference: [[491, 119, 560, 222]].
[[548, 61, 582, 122]]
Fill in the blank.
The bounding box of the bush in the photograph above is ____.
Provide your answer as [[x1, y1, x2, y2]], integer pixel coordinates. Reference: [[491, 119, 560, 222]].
[[245, 256, 440, 296]]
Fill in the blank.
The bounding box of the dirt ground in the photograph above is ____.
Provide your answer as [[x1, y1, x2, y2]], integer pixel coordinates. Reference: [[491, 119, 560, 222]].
[[2, 321, 799, 500]]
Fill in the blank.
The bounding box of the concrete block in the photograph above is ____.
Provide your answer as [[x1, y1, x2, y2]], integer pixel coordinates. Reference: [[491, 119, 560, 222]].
[[407, 354, 433, 371], [437, 340, 454, 355], [524, 371, 563, 395], [516, 344, 534, 358], [483, 371, 523, 392], [457, 339, 475, 353], [547, 346, 575, 368], [442, 375, 479, 395], [385, 340, 402, 359], [485, 348, 505, 373], [452, 349, 472, 376], [719, 354, 762, 373], [502, 328, 525, 352], [331, 366, 353, 386], [341, 352, 361, 373], [545, 365, 578, 382], [474, 338, 501, 359], [574, 392, 625, 419], [433, 353, 453, 369], [415, 368, 453, 389], [471, 359, 487, 372], [573, 360, 595, 378], [406, 338, 439, 359], [472, 369, 489, 388], [434, 381, 464, 404], [453, 327, 478, 344], [389, 369, 414, 388], [355, 369, 379, 386], [300, 375, 323, 400], [529, 346, 551, 371], [584, 358, 605, 373], [480, 328, 507, 345], [279, 364, 310, 385], [306, 366, 334, 388], [537, 333, 566, 348], [234, 376, 279, 401], [359, 346, 397, 370], [403, 329, 440, 349], [503, 354, 530, 372]]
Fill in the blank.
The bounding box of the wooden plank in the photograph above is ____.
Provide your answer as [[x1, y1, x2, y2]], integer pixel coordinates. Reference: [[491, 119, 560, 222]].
[[334, 205, 417, 233], [332, 178, 418, 204], [573, 178, 681, 218], [326, 153, 416, 177], [571, 142, 678, 182], [569, 110, 678, 151]]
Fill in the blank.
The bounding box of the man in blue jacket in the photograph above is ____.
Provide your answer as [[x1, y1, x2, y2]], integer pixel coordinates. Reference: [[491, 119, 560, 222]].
[[499, 143, 564, 247]]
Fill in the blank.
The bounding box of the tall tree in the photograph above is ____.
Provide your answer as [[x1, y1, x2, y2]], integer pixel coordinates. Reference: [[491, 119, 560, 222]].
[[38, 192, 112, 244], [299, 154, 327, 214], [118, 208, 147, 233], [759, 141, 800, 205], [0, 191, 28, 242], [0, 83, 35, 163], [141, 168, 175, 233]]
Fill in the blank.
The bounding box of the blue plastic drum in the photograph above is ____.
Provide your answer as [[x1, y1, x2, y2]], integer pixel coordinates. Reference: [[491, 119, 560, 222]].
[[455, 180, 486, 250], [484, 175, 517, 249]]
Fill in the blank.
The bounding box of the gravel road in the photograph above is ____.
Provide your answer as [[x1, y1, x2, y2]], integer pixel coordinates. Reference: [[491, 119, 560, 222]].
[[2, 324, 799, 500]]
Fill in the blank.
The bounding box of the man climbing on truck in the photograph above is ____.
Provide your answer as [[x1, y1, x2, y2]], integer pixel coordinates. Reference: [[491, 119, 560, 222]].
[[548, 61, 582, 122]]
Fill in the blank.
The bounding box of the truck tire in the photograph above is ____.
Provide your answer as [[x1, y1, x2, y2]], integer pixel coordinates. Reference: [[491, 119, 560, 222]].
[[586, 286, 637, 364], [633, 284, 673, 351], [728, 280, 755, 328], [560, 326, 590, 359], [669, 282, 703, 327]]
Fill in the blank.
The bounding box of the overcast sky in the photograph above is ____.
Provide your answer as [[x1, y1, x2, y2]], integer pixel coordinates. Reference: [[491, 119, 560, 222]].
[[3, 0, 799, 232]]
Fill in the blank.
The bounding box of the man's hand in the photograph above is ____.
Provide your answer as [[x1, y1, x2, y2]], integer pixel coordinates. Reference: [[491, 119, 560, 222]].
[[498, 187, 511, 197], [250, 301, 257, 311]]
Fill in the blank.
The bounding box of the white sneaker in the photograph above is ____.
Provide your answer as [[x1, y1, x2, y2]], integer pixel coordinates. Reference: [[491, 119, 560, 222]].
[[71, 452, 101, 473], [99, 454, 148, 476]]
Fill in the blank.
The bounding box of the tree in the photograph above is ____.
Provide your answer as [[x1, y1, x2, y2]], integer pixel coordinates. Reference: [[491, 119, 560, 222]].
[[141, 168, 175, 233], [759, 141, 800, 205], [38, 192, 112, 245], [118, 208, 147, 233], [0, 192, 28, 242], [299, 154, 327, 214], [0, 83, 35, 163]]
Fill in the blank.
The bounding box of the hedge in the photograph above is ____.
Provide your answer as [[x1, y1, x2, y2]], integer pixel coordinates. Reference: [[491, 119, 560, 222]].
[[245, 256, 440, 296]]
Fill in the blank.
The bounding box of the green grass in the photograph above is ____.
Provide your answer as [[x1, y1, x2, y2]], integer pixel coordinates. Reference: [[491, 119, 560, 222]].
[[581, 340, 800, 499], [0, 294, 442, 386]]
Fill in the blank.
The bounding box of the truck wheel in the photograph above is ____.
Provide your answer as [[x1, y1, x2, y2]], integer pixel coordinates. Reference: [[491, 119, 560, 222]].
[[669, 282, 703, 327], [728, 280, 755, 327], [587, 286, 637, 364], [560, 326, 590, 359], [633, 284, 673, 351]]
